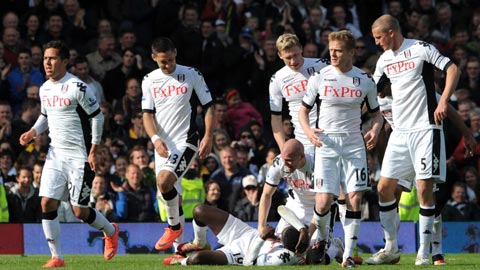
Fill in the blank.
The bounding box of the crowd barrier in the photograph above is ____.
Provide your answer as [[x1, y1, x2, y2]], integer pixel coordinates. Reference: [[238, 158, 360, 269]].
[[0, 222, 479, 254]]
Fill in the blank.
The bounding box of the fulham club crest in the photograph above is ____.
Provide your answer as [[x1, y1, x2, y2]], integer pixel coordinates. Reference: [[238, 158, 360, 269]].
[[177, 74, 185, 82], [353, 77, 360, 87], [404, 50, 411, 59], [307, 67, 315, 76], [61, 84, 68, 93]]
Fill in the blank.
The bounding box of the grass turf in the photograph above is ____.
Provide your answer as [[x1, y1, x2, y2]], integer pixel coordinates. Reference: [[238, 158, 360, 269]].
[[1, 253, 480, 269]]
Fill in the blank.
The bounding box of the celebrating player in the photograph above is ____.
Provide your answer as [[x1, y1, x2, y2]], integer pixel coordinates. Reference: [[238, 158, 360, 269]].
[[19, 40, 119, 268], [269, 33, 329, 154], [367, 14, 461, 265], [299, 30, 383, 268], [142, 37, 214, 251]]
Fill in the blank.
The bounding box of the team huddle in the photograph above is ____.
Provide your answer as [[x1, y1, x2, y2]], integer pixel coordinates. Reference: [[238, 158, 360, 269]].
[[21, 14, 476, 268]]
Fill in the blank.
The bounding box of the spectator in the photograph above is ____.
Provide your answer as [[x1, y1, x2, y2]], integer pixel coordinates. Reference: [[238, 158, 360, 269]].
[[38, 12, 68, 46], [204, 179, 221, 207], [90, 175, 118, 222], [177, 158, 205, 220], [257, 147, 280, 184], [198, 19, 225, 97], [282, 116, 294, 141], [114, 77, 142, 121], [2, 27, 22, 65], [73, 56, 105, 103], [303, 42, 319, 58], [212, 99, 230, 134], [116, 29, 151, 71], [6, 48, 44, 116], [128, 145, 156, 192], [123, 110, 149, 149], [0, 150, 16, 187], [328, 3, 363, 39], [210, 146, 251, 212], [235, 144, 258, 176], [0, 102, 12, 146], [21, 13, 43, 48], [86, 33, 122, 81], [232, 175, 260, 221], [199, 153, 219, 182], [11, 98, 41, 155], [99, 101, 127, 140], [7, 167, 41, 223], [102, 48, 146, 104], [463, 166, 479, 203], [84, 19, 114, 54], [32, 160, 43, 189], [30, 44, 44, 76], [441, 182, 480, 221], [212, 128, 231, 159], [451, 107, 480, 172], [0, 177, 8, 222], [115, 164, 158, 222], [62, 0, 89, 49], [2, 11, 19, 29], [225, 88, 263, 139], [171, 3, 202, 68]]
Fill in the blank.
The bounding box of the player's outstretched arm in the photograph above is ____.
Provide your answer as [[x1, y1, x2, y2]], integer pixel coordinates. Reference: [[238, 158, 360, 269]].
[[258, 183, 276, 233], [199, 106, 214, 159]]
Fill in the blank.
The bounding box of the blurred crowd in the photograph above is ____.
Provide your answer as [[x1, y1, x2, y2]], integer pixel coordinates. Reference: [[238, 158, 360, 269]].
[[1, 0, 480, 224]]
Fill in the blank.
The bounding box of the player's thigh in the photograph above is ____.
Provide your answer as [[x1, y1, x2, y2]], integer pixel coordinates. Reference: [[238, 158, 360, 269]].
[[340, 134, 369, 193], [155, 143, 198, 181], [66, 158, 95, 207], [39, 158, 69, 201], [411, 129, 446, 182], [381, 131, 414, 179], [217, 214, 257, 246], [314, 147, 341, 196]]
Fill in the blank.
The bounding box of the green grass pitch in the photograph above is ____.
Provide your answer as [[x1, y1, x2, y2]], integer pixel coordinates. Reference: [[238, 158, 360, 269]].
[[1, 254, 480, 270]]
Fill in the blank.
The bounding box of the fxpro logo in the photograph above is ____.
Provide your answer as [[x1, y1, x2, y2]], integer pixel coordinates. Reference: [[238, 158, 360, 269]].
[[152, 85, 188, 98], [42, 95, 72, 107], [385, 60, 416, 75]]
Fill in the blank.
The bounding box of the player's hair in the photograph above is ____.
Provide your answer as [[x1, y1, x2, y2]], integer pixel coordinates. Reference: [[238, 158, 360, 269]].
[[43, 40, 69, 60], [328, 30, 355, 51], [151, 37, 176, 53], [281, 226, 300, 252], [372, 14, 401, 33], [276, 33, 302, 52]]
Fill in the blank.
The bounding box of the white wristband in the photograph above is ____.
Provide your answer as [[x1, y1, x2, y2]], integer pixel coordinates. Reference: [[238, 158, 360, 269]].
[[151, 134, 160, 143]]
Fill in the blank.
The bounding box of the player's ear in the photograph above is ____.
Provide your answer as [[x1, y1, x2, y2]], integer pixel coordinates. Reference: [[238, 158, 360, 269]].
[[151, 53, 156, 61]]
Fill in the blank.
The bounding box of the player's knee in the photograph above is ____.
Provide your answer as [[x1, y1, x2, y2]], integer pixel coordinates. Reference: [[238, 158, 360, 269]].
[[157, 171, 176, 192], [187, 252, 207, 265], [193, 204, 207, 220], [41, 197, 58, 212]]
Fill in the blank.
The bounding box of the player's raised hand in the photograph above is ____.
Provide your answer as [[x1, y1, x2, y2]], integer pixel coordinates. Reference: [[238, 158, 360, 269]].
[[19, 129, 36, 146], [295, 227, 309, 255], [154, 139, 169, 158]]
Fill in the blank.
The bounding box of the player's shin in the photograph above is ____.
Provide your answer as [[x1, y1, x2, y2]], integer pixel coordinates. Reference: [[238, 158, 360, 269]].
[[343, 210, 361, 261], [379, 200, 399, 252]]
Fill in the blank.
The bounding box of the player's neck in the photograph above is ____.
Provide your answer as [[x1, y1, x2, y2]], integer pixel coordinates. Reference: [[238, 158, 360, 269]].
[[335, 63, 352, 73], [49, 71, 67, 82], [392, 37, 404, 52]]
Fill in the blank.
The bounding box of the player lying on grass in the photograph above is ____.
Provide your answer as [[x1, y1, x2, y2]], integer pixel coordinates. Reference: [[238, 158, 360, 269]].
[[164, 204, 344, 266]]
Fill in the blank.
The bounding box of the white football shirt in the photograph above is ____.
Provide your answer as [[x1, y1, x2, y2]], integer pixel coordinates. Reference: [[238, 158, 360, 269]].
[[269, 58, 329, 145], [141, 65, 213, 145], [40, 72, 100, 159], [303, 65, 379, 133], [373, 39, 451, 132], [265, 153, 316, 207]]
